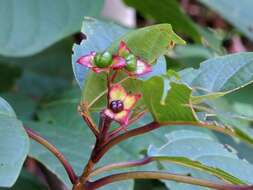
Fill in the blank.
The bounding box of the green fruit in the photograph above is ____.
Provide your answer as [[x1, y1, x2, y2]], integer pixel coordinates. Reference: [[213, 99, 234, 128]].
[[94, 51, 112, 68], [125, 54, 137, 72]]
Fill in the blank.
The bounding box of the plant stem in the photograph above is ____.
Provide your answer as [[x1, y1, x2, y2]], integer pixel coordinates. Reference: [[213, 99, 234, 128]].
[[25, 127, 77, 184], [89, 171, 253, 190], [74, 114, 112, 190], [106, 72, 111, 108], [78, 104, 99, 138], [93, 121, 237, 162], [90, 157, 152, 177], [93, 122, 159, 162], [110, 70, 119, 83]]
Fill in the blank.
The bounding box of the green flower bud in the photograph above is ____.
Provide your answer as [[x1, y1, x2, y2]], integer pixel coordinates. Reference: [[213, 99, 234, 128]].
[[94, 51, 113, 68], [125, 54, 137, 72]]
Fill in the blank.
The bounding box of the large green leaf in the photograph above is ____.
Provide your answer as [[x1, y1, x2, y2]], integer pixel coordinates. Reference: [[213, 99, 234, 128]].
[[179, 53, 253, 144], [123, 0, 201, 42], [0, 37, 74, 99], [109, 23, 185, 63], [1, 92, 37, 121], [148, 156, 245, 185], [181, 52, 253, 93], [141, 76, 198, 122], [198, 0, 253, 41], [147, 130, 253, 190], [0, 0, 103, 57], [0, 97, 29, 187]]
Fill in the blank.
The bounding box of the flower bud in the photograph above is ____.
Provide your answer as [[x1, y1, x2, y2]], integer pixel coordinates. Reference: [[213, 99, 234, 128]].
[[125, 54, 137, 72], [94, 51, 113, 68]]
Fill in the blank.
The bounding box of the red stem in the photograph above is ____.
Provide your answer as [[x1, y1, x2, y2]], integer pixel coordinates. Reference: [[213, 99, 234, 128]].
[[25, 127, 78, 184], [81, 114, 99, 138], [106, 72, 111, 108], [110, 70, 119, 83], [90, 157, 152, 176], [93, 120, 237, 163], [93, 122, 159, 162], [88, 171, 253, 190]]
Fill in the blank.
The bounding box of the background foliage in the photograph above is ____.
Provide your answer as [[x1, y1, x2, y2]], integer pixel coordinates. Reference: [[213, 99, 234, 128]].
[[1, 0, 253, 190]]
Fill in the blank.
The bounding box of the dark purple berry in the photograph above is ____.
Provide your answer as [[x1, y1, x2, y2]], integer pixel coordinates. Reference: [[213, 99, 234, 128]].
[[110, 100, 124, 113]]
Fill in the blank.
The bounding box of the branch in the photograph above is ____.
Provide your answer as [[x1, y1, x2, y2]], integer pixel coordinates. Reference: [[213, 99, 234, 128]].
[[106, 72, 111, 108], [90, 157, 152, 177], [93, 122, 159, 162], [25, 127, 77, 184], [73, 113, 113, 190], [78, 104, 99, 138], [93, 121, 237, 162], [89, 171, 253, 190]]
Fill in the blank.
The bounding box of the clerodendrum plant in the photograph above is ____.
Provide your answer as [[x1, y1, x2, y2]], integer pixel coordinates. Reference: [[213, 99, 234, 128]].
[[2, 18, 253, 190]]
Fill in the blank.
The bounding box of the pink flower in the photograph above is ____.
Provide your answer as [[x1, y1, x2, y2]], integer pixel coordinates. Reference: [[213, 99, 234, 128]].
[[77, 52, 126, 73], [118, 41, 152, 76], [104, 84, 141, 125]]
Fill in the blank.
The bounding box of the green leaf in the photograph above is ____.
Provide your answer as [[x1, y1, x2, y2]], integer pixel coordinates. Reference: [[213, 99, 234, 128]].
[[109, 23, 185, 63], [141, 76, 198, 122], [198, 0, 253, 41], [0, 0, 103, 57], [148, 157, 244, 185], [0, 97, 16, 117], [1, 92, 37, 121], [181, 52, 253, 93], [147, 130, 253, 189], [180, 53, 253, 146], [0, 37, 75, 99], [168, 44, 215, 70], [123, 0, 201, 42], [191, 92, 226, 104], [0, 97, 29, 187], [210, 95, 253, 147], [180, 52, 253, 105]]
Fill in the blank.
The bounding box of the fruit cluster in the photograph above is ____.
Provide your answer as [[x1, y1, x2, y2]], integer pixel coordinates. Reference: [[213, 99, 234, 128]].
[[77, 41, 152, 76]]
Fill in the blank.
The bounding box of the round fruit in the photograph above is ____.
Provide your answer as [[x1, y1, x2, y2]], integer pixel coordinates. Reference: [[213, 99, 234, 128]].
[[94, 51, 112, 68], [110, 100, 124, 113], [125, 54, 137, 72]]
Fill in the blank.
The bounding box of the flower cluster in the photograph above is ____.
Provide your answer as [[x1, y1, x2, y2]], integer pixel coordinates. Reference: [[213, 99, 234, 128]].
[[77, 41, 152, 126], [77, 41, 152, 76]]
